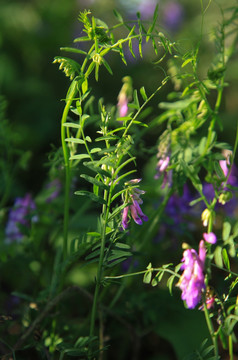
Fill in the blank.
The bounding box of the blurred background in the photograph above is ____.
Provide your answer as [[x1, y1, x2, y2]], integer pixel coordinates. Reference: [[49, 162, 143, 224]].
[[1, 0, 237, 200]]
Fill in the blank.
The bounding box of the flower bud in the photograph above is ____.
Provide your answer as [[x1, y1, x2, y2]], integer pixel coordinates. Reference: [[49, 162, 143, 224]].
[[201, 208, 211, 227]]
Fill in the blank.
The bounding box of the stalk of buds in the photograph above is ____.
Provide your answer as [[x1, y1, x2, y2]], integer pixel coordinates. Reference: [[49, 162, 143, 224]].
[[155, 131, 172, 188], [121, 179, 148, 230], [117, 76, 133, 118]]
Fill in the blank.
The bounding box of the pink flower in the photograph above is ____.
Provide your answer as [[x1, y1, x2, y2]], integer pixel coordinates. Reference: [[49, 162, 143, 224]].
[[117, 93, 128, 117], [203, 232, 217, 244], [177, 240, 206, 309], [121, 179, 148, 230]]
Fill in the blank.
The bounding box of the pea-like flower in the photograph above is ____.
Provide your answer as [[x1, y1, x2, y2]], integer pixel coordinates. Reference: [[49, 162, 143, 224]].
[[117, 93, 128, 118], [117, 76, 132, 118], [154, 131, 172, 188], [177, 240, 206, 309], [203, 232, 217, 244], [122, 179, 148, 230], [201, 208, 211, 227], [5, 193, 37, 243]]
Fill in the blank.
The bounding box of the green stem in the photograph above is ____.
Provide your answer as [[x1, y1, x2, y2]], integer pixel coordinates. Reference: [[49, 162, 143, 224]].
[[202, 295, 219, 359], [105, 267, 179, 280], [61, 80, 78, 260], [88, 185, 113, 357], [229, 335, 233, 360]]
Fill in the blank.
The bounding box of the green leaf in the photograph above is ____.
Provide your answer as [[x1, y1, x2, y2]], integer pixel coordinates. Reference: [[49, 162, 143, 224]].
[[214, 161, 226, 180], [86, 61, 96, 77], [60, 47, 87, 55], [83, 161, 112, 178], [95, 135, 118, 142], [167, 275, 175, 295], [115, 242, 131, 249], [108, 203, 128, 220], [159, 98, 196, 110], [198, 137, 207, 155], [222, 248, 230, 270], [114, 157, 136, 177], [143, 271, 152, 284], [222, 221, 231, 241], [113, 9, 123, 22], [113, 170, 137, 188], [214, 246, 223, 268], [116, 116, 132, 122], [107, 250, 132, 262], [70, 154, 91, 161], [140, 86, 148, 101], [133, 89, 140, 109], [119, 43, 127, 65], [74, 36, 91, 42], [87, 232, 101, 238], [85, 248, 101, 261], [146, 3, 158, 42], [111, 188, 127, 202], [90, 147, 102, 153], [189, 197, 203, 206], [80, 174, 108, 190], [63, 122, 81, 129], [102, 58, 113, 75], [65, 138, 84, 144], [128, 39, 136, 59], [74, 190, 106, 204], [85, 135, 92, 142], [181, 58, 193, 68]]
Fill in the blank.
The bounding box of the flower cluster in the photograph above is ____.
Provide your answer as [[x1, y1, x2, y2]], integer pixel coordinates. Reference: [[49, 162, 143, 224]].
[[5, 194, 37, 243], [154, 131, 172, 188], [177, 240, 206, 309], [117, 76, 132, 118], [122, 179, 148, 230]]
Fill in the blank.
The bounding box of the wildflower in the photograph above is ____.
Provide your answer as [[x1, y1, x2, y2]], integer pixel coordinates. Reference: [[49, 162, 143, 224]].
[[199, 288, 215, 311], [45, 178, 62, 203], [205, 295, 215, 309], [218, 191, 233, 205], [5, 194, 37, 243], [177, 240, 206, 309], [163, 1, 184, 32], [219, 149, 232, 178], [122, 179, 148, 230], [203, 232, 217, 244], [201, 208, 211, 227], [117, 76, 132, 118], [154, 131, 172, 187]]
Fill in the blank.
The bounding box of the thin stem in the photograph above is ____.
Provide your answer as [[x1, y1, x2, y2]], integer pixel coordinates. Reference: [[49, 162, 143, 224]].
[[61, 80, 78, 260], [122, 78, 169, 138], [105, 267, 179, 280], [88, 184, 113, 357], [229, 335, 234, 360], [202, 294, 219, 359]]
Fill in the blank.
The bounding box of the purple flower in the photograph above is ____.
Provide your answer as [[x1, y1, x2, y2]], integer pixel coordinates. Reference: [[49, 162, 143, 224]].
[[122, 179, 148, 230], [138, 0, 158, 19], [155, 132, 172, 187], [5, 193, 37, 243], [117, 76, 132, 118], [45, 178, 62, 202], [163, 1, 184, 32], [177, 240, 206, 309], [203, 232, 217, 244], [219, 149, 232, 178]]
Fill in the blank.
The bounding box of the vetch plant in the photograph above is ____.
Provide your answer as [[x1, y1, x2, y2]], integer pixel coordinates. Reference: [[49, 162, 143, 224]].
[[1, 2, 238, 360]]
